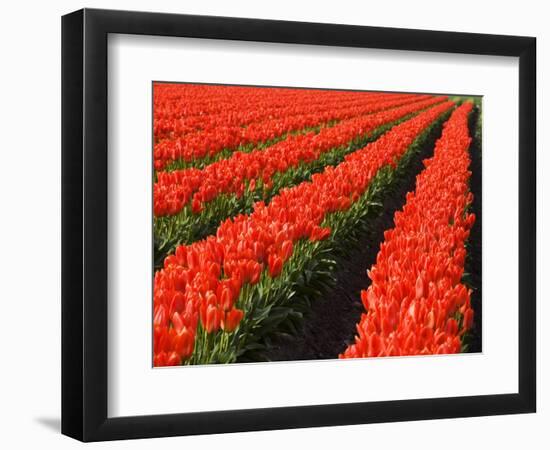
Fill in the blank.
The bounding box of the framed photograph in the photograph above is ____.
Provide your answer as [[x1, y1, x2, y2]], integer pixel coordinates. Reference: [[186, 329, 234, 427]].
[[61, 8, 536, 441]]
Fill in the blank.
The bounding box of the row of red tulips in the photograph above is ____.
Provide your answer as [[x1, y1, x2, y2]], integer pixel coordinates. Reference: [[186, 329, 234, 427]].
[[154, 85, 404, 141], [340, 102, 475, 359], [154, 84, 392, 124], [154, 96, 447, 217], [153, 100, 454, 366], [153, 93, 434, 170]]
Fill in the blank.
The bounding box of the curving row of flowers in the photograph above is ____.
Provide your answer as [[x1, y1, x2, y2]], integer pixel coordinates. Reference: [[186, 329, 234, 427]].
[[153, 93, 434, 170], [154, 83, 380, 122], [340, 102, 475, 359], [154, 96, 447, 217], [154, 85, 406, 141], [153, 100, 455, 366]]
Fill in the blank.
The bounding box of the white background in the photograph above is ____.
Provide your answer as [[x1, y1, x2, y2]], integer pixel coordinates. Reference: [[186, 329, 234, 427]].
[[0, 0, 547, 448], [109, 35, 518, 417]]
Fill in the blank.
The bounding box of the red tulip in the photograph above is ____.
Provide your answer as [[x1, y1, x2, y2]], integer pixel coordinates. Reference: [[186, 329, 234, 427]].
[[169, 292, 185, 314], [463, 307, 474, 332], [171, 311, 185, 333], [191, 197, 202, 214], [309, 226, 331, 242], [415, 274, 426, 300], [204, 304, 222, 333], [218, 284, 234, 311], [223, 308, 244, 333], [360, 290, 370, 311], [268, 254, 283, 278], [279, 240, 294, 261], [172, 327, 195, 360], [246, 260, 262, 285], [165, 352, 181, 366], [154, 304, 167, 327]]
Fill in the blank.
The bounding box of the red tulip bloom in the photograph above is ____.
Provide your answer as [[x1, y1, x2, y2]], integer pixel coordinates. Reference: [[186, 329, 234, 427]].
[[172, 326, 195, 360], [191, 197, 202, 214], [462, 307, 474, 332], [154, 304, 167, 327], [415, 273, 426, 300], [171, 311, 185, 333], [268, 254, 283, 278], [204, 304, 222, 333], [154, 351, 168, 367], [218, 284, 235, 311], [246, 260, 262, 285], [309, 226, 331, 242], [165, 352, 181, 366], [280, 240, 294, 262], [223, 308, 244, 333], [169, 292, 185, 315]]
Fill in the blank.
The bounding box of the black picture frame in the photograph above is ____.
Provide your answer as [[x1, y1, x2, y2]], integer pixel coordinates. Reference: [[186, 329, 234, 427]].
[[61, 8, 536, 442]]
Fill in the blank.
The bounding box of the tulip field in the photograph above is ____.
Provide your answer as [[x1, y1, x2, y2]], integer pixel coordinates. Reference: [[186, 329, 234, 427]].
[[152, 83, 482, 366]]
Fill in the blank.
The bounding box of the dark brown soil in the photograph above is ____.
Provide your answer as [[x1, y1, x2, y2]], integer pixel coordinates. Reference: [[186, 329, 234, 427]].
[[465, 107, 482, 353], [263, 124, 446, 362]]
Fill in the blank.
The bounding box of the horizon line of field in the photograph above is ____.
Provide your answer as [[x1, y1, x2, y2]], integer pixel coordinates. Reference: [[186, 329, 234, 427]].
[[152, 79, 483, 103]]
